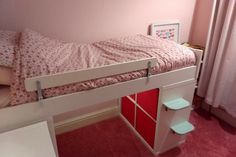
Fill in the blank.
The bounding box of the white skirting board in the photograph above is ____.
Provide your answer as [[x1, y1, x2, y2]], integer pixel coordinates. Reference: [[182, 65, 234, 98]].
[[201, 103, 236, 128], [54, 106, 119, 135]]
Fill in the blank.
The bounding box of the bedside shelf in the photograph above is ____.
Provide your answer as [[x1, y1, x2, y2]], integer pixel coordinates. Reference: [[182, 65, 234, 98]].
[[0, 121, 56, 157]]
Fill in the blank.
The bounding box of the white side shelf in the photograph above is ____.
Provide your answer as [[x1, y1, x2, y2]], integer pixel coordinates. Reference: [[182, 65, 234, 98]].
[[0, 121, 56, 157], [171, 121, 194, 135]]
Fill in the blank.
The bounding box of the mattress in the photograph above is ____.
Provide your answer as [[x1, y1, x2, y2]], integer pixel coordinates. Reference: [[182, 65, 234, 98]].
[[0, 86, 10, 108], [10, 29, 196, 106]]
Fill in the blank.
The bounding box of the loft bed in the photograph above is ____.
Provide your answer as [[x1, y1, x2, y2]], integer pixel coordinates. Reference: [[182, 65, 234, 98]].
[[0, 21, 202, 156]]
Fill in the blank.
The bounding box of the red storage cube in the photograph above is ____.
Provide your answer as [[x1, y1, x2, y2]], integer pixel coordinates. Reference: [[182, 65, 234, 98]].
[[121, 97, 135, 126], [137, 89, 159, 119], [129, 94, 136, 101], [136, 107, 156, 148]]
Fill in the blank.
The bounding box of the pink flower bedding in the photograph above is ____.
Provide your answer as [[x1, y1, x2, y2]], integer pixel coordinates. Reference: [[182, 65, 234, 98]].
[[10, 29, 196, 106]]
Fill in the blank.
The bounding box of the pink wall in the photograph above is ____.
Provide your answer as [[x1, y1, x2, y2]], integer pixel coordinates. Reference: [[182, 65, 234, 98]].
[[0, 0, 196, 43], [189, 0, 214, 46]]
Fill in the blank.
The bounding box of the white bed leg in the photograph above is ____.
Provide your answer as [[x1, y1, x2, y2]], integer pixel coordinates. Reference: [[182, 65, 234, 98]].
[[47, 117, 59, 157], [118, 98, 122, 113]]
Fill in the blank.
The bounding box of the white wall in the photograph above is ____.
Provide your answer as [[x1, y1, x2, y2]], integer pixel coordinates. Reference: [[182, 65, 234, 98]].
[[189, 0, 214, 46], [0, 0, 196, 43]]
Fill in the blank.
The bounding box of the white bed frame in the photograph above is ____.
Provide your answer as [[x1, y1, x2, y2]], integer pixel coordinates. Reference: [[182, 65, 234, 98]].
[[0, 21, 203, 156]]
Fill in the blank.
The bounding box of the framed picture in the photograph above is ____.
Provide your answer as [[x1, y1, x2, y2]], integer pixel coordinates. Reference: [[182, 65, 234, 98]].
[[150, 21, 180, 43]]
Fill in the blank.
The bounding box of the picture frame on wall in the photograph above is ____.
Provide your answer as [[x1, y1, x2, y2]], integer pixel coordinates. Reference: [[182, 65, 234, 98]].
[[150, 21, 180, 43]]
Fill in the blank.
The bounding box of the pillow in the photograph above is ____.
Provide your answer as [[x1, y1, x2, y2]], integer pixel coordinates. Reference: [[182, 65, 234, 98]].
[[0, 66, 12, 85], [17, 29, 77, 74], [10, 29, 77, 105], [0, 30, 19, 67], [0, 86, 10, 108]]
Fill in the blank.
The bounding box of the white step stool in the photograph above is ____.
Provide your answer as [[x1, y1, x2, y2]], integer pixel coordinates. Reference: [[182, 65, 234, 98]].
[[171, 121, 194, 135], [0, 121, 57, 157], [163, 98, 190, 111], [164, 98, 195, 135]]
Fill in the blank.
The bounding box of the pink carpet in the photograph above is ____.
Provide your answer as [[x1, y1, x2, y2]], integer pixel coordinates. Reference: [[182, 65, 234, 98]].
[[56, 109, 236, 157]]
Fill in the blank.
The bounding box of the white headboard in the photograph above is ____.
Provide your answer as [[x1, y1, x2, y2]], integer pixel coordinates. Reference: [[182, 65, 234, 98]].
[[150, 20, 180, 43]]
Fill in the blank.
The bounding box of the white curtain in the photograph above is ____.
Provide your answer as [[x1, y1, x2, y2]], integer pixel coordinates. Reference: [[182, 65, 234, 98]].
[[197, 0, 236, 117]]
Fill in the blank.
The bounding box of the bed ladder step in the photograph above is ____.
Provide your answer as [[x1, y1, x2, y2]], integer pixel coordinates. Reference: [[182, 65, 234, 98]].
[[163, 98, 190, 111], [171, 121, 194, 135]]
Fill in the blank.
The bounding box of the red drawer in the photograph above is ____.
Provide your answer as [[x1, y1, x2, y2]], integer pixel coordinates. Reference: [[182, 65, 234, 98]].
[[121, 97, 135, 126], [136, 107, 156, 148], [137, 89, 159, 119]]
